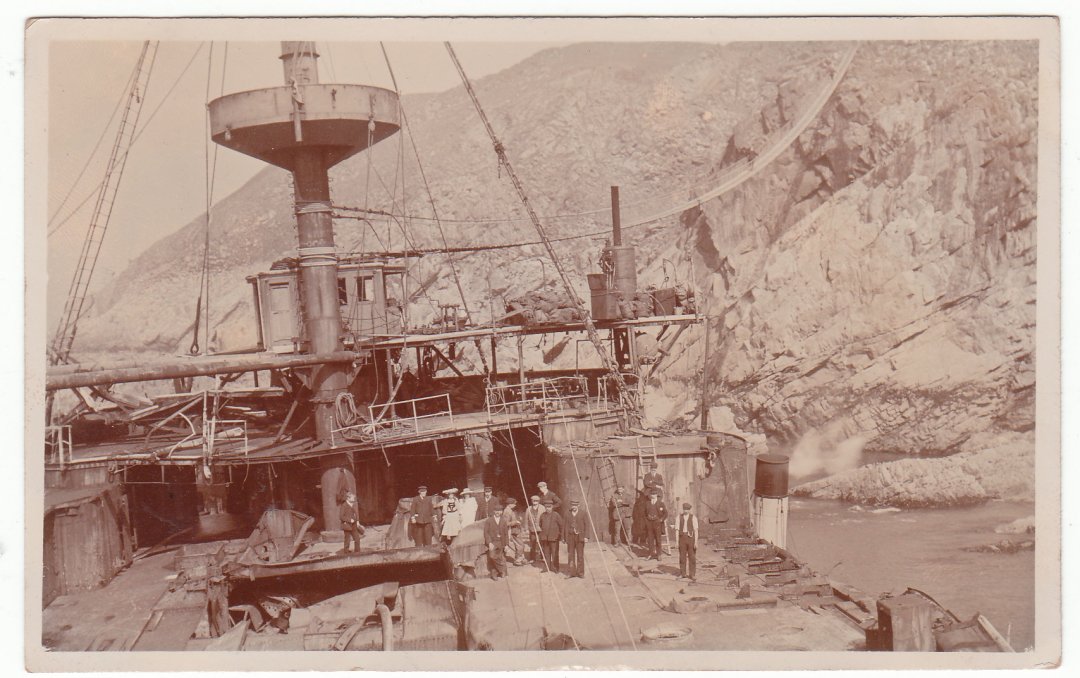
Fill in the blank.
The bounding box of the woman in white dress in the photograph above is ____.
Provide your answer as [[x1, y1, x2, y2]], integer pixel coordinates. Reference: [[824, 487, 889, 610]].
[[458, 488, 479, 527], [440, 488, 464, 543]]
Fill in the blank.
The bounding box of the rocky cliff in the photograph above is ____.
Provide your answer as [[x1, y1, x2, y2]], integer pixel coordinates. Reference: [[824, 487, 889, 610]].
[[70, 41, 1039, 502]]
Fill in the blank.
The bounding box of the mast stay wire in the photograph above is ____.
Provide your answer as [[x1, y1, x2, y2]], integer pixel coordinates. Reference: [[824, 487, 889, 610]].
[[189, 42, 228, 356], [562, 421, 639, 650], [379, 43, 491, 377], [444, 42, 639, 427], [498, 423, 582, 649], [48, 42, 209, 239]]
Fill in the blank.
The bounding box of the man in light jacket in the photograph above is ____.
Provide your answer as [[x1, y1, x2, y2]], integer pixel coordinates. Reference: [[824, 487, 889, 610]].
[[675, 501, 699, 580]]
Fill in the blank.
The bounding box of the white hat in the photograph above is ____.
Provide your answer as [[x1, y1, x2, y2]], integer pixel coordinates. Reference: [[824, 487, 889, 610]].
[[537, 481, 548, 488], [442, 488, 459, 496]]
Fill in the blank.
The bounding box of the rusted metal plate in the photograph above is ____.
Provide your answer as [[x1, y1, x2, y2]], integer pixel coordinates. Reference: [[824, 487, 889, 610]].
[[234, 545, 446, 580]]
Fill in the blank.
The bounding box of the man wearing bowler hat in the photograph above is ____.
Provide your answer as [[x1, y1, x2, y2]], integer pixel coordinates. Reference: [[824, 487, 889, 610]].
[[409, 485, 435, 546], [675, 501, 699, 580]]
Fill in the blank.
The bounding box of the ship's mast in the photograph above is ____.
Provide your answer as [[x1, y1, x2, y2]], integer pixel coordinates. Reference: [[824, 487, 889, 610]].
[[209, 42, 399, 440], [209, 42, 399, 532]]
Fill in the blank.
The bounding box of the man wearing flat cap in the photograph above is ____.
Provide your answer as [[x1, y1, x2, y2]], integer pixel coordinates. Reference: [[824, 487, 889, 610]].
[[502, 497, 526, 565], [676, 502, 699, 580], [643, 461, 665, 499], [537, 481, 562, 513], [564, 499, 588, 578], [525, 495, 545, 565], [538, 497, 563, 573], [409, 485, 435, 546], [608, 486, 631, 546]]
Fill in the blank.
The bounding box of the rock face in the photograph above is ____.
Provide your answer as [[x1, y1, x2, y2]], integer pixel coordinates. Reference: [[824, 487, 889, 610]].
[[793, 432, 1034, 507], [673, 41, 1037, 465], [69, 41, 1039, 497]]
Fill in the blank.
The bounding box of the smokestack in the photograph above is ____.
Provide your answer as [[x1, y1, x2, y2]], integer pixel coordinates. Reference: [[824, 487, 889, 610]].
[[752, 454, 790, 549], [610, 185, 621, 246]]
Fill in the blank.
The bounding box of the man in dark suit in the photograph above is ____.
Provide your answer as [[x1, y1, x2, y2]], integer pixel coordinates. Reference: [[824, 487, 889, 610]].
[[564, 499, 588, 578], [409, 485, 436, 546], [474, 486, 498, 521], [537, 481, 561, 513], [538, 497, 563, 573], [482, 501, 509, 580], [643, 488, 668, 560], [643, 462, 665, 499]]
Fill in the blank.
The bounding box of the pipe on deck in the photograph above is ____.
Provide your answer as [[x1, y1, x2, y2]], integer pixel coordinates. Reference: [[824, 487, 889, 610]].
[[46, 351, 361, 391], [376, 603, 394, 651]]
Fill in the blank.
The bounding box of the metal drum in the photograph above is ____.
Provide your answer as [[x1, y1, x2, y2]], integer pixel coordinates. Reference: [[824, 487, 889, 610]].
[[754, 454, 790, 498]]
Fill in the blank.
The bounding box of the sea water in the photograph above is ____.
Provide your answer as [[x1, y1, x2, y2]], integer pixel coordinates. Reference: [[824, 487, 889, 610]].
[[787, 496, 1036, 651]]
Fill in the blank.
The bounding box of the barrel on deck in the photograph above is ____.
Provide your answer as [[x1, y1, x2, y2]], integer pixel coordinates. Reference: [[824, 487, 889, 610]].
[[587, 273, 618, 321], [754, 454, 790, 499]]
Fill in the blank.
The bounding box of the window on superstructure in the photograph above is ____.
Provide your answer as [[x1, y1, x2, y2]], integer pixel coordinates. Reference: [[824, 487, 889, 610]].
[[357, 276, 372, 302], [337, 277, 349, 305]]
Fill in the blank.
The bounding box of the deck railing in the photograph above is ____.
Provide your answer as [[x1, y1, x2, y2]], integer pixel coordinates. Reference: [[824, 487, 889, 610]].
[[486, 375, 614, 418], [332, 393, 456, 445], [45, 425, 72, 468]]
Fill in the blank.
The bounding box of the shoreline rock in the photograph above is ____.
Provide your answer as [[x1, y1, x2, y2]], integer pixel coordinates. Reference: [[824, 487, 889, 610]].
[[792, 431, 1034, 508]]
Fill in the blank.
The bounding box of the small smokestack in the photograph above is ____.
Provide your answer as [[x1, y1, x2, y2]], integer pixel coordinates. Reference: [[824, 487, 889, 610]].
[[753, 454, 790, 549], [610, 185, 621, 246]]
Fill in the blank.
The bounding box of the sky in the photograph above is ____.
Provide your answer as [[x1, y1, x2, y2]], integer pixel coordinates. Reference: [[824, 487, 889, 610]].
[[44, 41, 563, 327]]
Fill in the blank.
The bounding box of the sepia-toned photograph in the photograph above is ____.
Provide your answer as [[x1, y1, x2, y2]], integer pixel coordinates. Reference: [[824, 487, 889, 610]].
[[23, 15, 1061, 671]]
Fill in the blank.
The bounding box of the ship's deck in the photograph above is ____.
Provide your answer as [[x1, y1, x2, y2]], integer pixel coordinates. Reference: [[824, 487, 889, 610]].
[[51, 397, 624, 470]]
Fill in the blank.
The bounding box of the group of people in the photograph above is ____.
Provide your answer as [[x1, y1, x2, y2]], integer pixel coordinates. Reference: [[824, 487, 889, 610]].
[[339, 461, 701, 582], [485, 481, 591, 581], [606, 462, 700, 580]]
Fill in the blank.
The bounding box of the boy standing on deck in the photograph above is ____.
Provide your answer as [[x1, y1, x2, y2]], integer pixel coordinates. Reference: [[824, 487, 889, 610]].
[[339, 492, 364, 554]]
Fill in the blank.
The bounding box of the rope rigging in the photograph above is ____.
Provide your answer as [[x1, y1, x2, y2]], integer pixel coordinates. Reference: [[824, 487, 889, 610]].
[[444, 42, 640, 427], [379, 42, 492, 378], [49, 41, 159, 367], [189, 42, 229, 356]]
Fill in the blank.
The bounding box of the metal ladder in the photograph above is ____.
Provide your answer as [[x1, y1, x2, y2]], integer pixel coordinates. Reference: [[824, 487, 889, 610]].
[[50, 41, 159, 366], [596, 453, 629, 542], [635, 436, 671, 555]]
